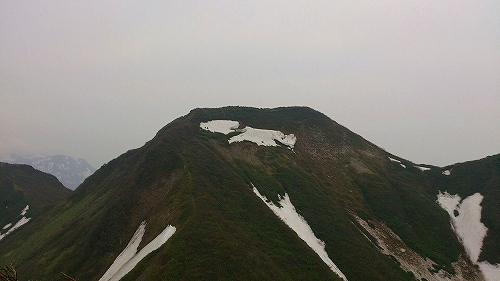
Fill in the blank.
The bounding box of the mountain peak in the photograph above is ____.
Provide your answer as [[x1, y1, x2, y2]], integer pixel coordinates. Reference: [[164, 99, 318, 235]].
[[1, 107, 498, 280]]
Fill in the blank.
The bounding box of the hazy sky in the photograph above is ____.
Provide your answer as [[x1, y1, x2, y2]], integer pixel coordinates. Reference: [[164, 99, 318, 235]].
[[1, 1, 499, 168]]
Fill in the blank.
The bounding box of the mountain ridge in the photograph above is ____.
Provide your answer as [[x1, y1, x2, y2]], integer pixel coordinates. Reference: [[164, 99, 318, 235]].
[[0, 162, 71, 242], [0, 106, 498, 280], [1, 153, 96, 190]]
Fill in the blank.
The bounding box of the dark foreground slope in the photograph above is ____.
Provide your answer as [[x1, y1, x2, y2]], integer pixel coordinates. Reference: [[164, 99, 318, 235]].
[[0, 107, 494, 281], [0, 162, 71, 238]]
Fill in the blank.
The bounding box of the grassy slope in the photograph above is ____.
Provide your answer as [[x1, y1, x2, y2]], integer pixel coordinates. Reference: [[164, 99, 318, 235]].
[[0, 109, 342, 280], [189, 107, 451, 280], [0, 162, 71, 228], [0, 106, 487, 280]]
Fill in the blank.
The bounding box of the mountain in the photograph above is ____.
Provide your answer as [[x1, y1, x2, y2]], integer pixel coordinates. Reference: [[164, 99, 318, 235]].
[[427, 155, 500, 266], [0, 162, 72, 242], [1, 154, 96, 190], [0, 107, 498, 281]]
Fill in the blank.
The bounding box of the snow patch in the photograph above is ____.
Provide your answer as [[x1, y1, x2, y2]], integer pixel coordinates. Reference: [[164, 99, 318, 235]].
[[0, 216, 31, 241], [388, 157, 401, 163], [437, 191, 500, 281], [415, 165, 431, 171], [478, 262, 500, 281], [436, 191, 461, 218], [252, 184, 347, 280], [388, 157, 406, 168], [200, 120, 296, 149], [442, 170, 451, 176], [20, 205, 29, 216], [437, 192, 486, 263], [200, 120, 240, 135], [2, 223, 12, 230], [229, 127, 296, 148], [99, 222, 176, 281]]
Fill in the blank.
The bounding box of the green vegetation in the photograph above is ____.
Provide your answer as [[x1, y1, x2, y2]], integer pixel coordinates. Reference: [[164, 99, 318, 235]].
[[0, 178, 27, 227], [0, 163, 71, 236], [0, 262, 78, 281], [1, 107, 495, 280], [0, 163, 71, 207]]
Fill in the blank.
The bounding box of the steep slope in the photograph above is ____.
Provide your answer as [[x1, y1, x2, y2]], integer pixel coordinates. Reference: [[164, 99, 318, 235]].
[[423, 154, 500, 279], [0, 107, 493, 280], [429, 154, 500, 264], [0, 162, 71, 241], [1, 154, 96, 190]]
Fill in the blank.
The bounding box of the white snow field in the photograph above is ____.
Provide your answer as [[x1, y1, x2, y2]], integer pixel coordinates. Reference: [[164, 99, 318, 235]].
[[0, 205, 31, 241], [229, 127, 296, 148], [200, 120, 297, 149], [388, 157, 406, 168], [99, 221, 176, 281], [0, 217, 31, 241], [437, 192, 486, 263], [477, 262, 500, 281], [437, 191, 500, 281], [200, 120, 240, 135], [415, 165, 431, 171], [20, 205, 29, 216], [252, 184, 348, 281]]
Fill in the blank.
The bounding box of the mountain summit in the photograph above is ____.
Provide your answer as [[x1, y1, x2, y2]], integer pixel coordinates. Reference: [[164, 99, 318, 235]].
[[0, 107, 498, 280]]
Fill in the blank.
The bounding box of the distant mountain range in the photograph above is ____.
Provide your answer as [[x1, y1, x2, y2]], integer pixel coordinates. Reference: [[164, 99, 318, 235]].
[[0, 107, 498, 280], [0, 154, 96, 190]]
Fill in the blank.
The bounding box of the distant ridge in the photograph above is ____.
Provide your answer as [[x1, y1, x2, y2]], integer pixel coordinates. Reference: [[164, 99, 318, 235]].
[[1, 153, 96, 190]]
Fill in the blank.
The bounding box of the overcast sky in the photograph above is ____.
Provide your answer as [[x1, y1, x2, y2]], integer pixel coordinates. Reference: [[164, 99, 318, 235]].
[[1, 1, 499, 168]]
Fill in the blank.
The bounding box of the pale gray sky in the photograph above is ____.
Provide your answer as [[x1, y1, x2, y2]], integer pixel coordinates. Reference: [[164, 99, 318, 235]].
[[1, 1, 499, 168]]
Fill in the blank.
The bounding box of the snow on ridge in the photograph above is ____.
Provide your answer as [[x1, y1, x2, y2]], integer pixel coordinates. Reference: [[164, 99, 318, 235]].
[[388, 157, 406, 168], [200, 120, 240, 135], [2, 223, 12, 230], [200, 120, 297, 149], [229, 127, 296, 148], [415, 165, 431, 171], [437, 191, 500, 281], [388, 157, 401, 163], [99, 221, 176, 281], [251, 184, 348, 280]]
